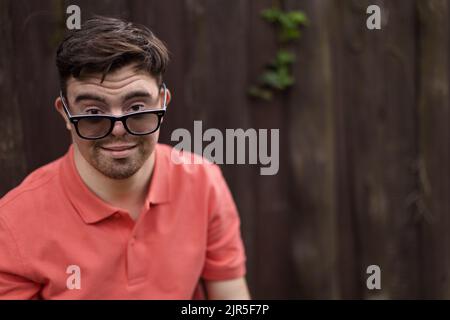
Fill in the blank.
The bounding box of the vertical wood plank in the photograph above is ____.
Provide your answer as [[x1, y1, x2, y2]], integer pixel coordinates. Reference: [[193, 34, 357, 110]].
[[0, 0, 27, 196], [337, 0, 420, 299], [247, 0, 297, 298], [417, 0, 450, 299], [287, 0, 339, 299]]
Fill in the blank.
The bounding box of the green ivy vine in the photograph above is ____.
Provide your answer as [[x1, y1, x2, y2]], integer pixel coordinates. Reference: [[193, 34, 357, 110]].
[[248, 7, 308, 101]]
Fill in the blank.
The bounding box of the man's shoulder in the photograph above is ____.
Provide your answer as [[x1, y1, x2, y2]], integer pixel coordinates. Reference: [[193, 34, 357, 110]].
[[156, 143, 223, 181], [0, 156, 64, 221], [156, 144, 232, 212]]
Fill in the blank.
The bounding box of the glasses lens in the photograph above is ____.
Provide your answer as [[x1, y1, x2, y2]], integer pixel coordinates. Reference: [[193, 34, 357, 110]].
[[126, 112, 160, 134], [77, 117, 111, 139]]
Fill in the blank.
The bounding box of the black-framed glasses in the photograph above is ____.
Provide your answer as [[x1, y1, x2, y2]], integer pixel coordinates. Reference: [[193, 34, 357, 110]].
[[60, 83, 168, 140]]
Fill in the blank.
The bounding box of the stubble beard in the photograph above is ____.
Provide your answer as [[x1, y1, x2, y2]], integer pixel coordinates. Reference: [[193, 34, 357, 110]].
[[89, 137, 154, 180]]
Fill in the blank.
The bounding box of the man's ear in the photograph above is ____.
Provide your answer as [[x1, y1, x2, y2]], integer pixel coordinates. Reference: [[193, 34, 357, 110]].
[[160, 88, 171, 124], [54, 97, 72, 131], [164, 88, 172, 106]]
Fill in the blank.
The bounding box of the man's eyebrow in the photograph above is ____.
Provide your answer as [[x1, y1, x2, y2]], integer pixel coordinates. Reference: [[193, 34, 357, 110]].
[[122, 90, 153, 102], [74, 93, 107, 104], [73, 91, 153, 104]]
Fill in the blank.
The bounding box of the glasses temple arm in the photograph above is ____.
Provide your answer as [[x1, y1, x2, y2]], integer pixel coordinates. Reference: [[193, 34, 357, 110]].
[[59, 91, 74, 118]]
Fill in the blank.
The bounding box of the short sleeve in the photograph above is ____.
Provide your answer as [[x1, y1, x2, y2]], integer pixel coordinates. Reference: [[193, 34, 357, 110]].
[[0, 217, 41, 299], [201, 165, 247, 281]]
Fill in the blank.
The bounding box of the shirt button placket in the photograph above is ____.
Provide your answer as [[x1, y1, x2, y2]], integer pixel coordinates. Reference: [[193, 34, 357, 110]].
[[127, 234, 146, 284]]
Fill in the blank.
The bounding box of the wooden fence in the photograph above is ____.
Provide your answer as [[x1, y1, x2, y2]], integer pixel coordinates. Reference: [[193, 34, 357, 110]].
[[0, 0, 449, 299]]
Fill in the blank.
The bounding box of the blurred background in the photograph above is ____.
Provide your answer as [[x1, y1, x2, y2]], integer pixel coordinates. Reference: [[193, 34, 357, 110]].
[[1, 0, 449, 299]]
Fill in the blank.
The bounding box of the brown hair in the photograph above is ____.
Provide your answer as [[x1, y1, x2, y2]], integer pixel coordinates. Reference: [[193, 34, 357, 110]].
[[56, 16, 169, 95]]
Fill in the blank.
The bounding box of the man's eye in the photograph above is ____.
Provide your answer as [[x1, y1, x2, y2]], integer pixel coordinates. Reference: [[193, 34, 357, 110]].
[[129, 104, 145, 112], [85, 108, 102, 115]]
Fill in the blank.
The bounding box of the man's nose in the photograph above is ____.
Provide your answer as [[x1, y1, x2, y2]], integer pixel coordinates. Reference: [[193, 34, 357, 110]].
[[110, 119, 128, 137]]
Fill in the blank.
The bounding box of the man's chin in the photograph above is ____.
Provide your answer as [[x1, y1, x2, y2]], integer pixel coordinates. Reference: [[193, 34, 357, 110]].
[[94, 162, 141, 180], [91, 149, 151, 180]]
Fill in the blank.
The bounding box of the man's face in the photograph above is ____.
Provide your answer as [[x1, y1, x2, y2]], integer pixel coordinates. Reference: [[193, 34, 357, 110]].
[[56, 64, 169, 180]]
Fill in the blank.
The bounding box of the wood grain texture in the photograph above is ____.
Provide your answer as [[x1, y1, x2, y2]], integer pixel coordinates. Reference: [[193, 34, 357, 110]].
[[0, 0, 449, 299]]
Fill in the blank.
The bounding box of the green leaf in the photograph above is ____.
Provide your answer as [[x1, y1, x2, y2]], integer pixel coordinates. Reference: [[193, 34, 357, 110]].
[[261, 8, 282, 23], [287, 11, 309, 26], [275, 50, 295, 66], [278, 14, 296, 30], [250, 7, 306, 100], [276, 67, 295, 88], [279, 27, 300, 42], [260, 70, 283, 89]]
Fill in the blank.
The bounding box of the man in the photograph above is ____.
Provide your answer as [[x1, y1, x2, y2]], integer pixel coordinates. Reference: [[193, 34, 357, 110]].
[[0, 17, 250, 299]]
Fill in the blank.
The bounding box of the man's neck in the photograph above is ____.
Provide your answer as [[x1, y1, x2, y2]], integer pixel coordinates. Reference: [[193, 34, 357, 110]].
[[73, 145, 155, 217]]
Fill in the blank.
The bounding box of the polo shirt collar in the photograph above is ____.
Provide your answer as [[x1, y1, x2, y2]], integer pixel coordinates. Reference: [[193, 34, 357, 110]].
[[59, 144, 171, 224], [146, 144, 171, 206]]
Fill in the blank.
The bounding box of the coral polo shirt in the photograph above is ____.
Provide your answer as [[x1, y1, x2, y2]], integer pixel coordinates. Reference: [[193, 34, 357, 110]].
[[0, 144, 246, 299]]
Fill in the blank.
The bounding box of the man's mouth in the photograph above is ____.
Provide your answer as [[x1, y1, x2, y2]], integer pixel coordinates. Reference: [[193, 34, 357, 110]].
[[99, 144, 137, 158], [101, 144, 137, 151]]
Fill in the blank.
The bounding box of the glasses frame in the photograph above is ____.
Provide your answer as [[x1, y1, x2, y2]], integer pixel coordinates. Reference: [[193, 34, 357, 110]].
[[60, 83, 168, 140]]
